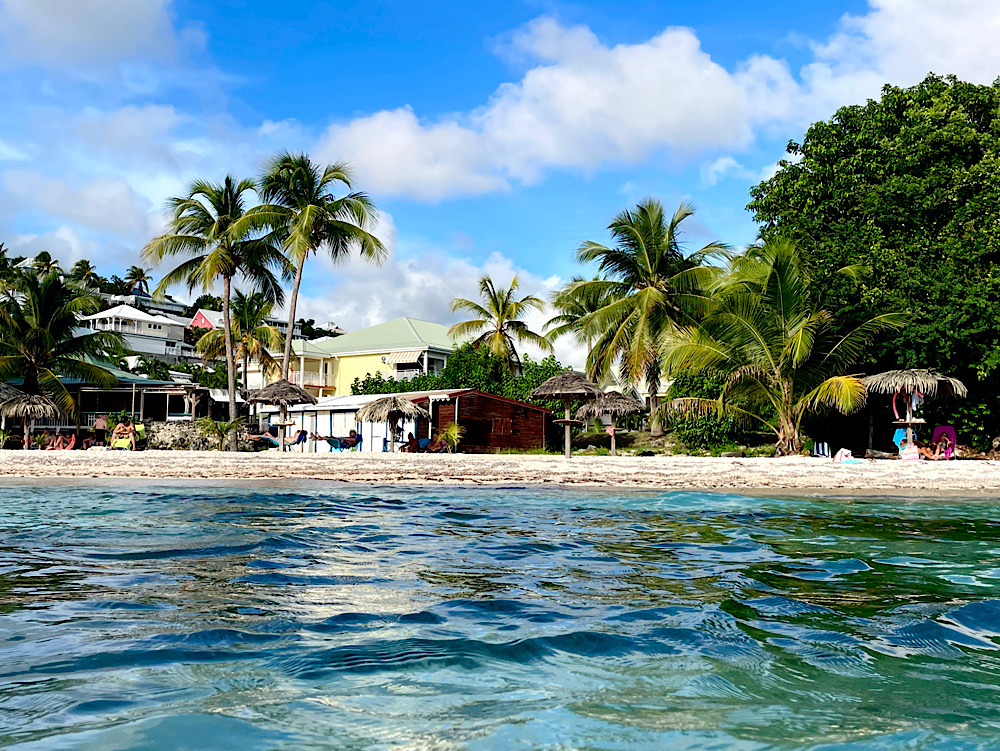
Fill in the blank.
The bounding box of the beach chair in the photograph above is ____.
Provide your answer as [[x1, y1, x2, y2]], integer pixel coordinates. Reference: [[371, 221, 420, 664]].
[[418, 438, 431, 452], [931, 425, 957, 460], [60, 434, 75, 451], [110, 436, 132, 450], [323, 437, 345, 452]]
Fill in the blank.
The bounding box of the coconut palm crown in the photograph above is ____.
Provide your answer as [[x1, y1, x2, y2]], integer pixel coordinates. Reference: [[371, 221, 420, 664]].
[[196, 290, 284, 389], [449, 275, 552, 369]]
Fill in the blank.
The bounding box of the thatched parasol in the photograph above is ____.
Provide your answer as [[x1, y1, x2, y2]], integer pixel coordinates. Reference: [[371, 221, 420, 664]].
[[862, 368, 967, 446], [576, 391, 645, 456], [530, 371, 603, 458], [247, 379, 318, 450], [0, 393, 62, 448], [357, 396, 430, 452], [0, 382, 24, 405]]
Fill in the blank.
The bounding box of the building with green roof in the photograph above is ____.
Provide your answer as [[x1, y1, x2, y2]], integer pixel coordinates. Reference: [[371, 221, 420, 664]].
[[246, 317, 458, 396]]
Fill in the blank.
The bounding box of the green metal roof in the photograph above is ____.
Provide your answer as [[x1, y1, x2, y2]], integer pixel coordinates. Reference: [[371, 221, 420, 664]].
[[297, 317, 457, 356]]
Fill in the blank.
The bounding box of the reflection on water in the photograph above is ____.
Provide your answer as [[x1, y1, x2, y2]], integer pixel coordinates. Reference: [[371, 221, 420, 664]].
[[2, 485, 1000, 749]]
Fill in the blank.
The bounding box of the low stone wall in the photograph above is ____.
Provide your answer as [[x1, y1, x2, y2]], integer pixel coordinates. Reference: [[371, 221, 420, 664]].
[[143, 421, 254, 452]]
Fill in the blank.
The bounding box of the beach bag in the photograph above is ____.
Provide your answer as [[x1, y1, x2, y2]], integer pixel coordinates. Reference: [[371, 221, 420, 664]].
[[832, 448, 853, 463]]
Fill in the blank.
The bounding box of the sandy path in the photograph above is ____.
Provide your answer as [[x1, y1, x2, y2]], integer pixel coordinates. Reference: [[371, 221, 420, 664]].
[[0, 450, 997, 494]]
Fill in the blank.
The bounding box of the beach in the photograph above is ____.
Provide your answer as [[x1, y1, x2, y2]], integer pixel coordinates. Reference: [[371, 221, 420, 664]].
[[0, 450, 997, 493]]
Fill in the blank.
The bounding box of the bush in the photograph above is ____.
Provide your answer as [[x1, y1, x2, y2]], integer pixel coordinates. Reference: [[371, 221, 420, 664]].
[[665, 373, 740, 449]]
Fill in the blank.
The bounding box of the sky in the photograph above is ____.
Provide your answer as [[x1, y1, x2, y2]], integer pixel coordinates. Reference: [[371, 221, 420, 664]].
[[1, 0, 999, 367]]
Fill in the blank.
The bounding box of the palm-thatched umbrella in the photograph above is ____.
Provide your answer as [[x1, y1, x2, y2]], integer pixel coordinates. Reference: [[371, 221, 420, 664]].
[[247, 379, 317, 450], [0, 393, 62, 448], [576, 391, 645, 456], [530, 371, 603, 458], [357, 396, 431, 452], [862, 369, 967, 445]]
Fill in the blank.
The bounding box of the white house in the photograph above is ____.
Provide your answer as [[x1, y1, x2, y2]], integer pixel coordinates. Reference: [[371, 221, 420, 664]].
[[81, 304, 196, 363]]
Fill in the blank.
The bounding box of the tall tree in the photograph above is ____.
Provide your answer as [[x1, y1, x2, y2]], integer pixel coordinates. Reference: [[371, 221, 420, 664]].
[[196, 289, 284, 389], [32, 251, 60, 275], [0, 244, 24, 284], [747, 74, 1000, 448], [449, 275, 552, 370], [237, 153, 385, 385], [573, 199, 726, 434], [662, 239, 906, 454], [0, 269, 123, 414], [142, 176, 287, 450], [544, 275, 613, 357], [124, 265, 153, 296], [69, 260, 100, 288]]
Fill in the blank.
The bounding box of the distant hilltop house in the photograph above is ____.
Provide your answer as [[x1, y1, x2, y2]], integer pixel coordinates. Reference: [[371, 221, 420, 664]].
[[101, 290, 188, 317], [80, 304, 196, 363], [245, 317, 456, 396], [189, 308, 303, 340]]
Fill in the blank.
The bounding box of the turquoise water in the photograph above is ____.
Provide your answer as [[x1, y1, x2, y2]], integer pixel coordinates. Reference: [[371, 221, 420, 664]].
[[2, 484, 1000, 750]]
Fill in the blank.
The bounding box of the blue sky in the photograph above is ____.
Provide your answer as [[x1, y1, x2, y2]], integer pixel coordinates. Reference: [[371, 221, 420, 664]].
[[0, 0, 995, 365]]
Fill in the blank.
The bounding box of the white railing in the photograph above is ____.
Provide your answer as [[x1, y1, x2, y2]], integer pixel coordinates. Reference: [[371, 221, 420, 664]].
[[293, 372, 334, 388], [389, 369, 424, 381]]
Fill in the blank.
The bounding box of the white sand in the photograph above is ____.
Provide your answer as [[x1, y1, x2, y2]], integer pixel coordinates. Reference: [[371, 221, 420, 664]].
[[0, 450, 997, 494]]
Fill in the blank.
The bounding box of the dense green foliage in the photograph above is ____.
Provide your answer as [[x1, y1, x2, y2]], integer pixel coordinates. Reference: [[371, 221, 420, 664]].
[[665, 373, 739, 449], [748, 74, 1000, 448], [352, 342, 568, 407]]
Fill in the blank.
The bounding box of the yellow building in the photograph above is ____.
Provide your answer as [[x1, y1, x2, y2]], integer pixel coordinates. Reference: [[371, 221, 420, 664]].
[[246, 317, 456, 397]]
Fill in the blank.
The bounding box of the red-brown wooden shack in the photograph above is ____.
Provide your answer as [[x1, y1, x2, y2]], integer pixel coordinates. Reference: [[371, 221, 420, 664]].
[[411, 389, 549, 453]]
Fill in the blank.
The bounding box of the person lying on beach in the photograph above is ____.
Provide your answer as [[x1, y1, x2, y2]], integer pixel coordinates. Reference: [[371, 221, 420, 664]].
[[249, 429, 306, 448], [111, 419, 137, 451], [900, 437, 940, 460], [309, 429, 360, 448]]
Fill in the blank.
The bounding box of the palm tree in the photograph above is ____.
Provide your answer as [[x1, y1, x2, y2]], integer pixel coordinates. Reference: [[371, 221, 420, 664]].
[[449, 275, 552, 369], [69, 260, 100, 288], [124, 265, 153, 296], [0, 269, 123, 414], [32, 251, 60, 275], [196, 289, 284, 389], [0, 244, 24, 284], [573, 199, 726, 434], [142, 176, 287, 450], [236, 152, 385, 383], [545, 275, 614, 356], [662, 238, 906, 454]]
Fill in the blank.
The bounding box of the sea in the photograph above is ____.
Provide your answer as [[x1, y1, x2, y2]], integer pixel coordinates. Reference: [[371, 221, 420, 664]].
[[2, 482, 1000, 749]]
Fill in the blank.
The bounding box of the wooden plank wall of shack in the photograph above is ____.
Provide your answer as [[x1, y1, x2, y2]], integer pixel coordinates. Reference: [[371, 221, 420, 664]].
[[414, 391, 547, 452]]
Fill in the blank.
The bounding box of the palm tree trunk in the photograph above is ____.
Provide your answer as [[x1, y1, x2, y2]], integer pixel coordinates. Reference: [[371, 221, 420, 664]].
[[278, 254, 306, 450], [281, 256, 305, 380], [221, 275, 238, 452], [243, 352, 249, 391]]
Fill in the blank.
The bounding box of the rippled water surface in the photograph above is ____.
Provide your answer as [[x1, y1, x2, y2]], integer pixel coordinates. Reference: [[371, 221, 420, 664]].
[[3, 483, 1000, 749]]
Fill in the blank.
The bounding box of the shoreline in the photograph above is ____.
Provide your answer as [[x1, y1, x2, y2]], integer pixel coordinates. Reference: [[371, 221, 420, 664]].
[[0, 450, 997, 496]]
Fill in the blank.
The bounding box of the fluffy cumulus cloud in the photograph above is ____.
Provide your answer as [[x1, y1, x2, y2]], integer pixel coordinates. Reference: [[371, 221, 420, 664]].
[[318, 0, 1000, 202], [0, 0, 181, 67]]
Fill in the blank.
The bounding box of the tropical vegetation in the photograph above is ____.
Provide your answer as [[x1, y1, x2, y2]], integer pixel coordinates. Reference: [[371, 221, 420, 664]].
[[0, 269, 123, 414], [142, 175, 288, 449], [195, 290, 284, 389], [235, 152, 385, 383], [661, 239, 906, 453], [748, 74, 1000, 449]]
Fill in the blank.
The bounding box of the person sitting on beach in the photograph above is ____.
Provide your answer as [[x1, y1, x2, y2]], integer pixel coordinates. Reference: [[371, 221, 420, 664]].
[[80, 431, 97, 450], [111, 418, 136, 451], [426, 434, 448, 453], [934, 434, 953, 460], [36, 429, 52, 449], [400, 432, 420, 453], [900, 437, 938, 460], [91, 414, 108, 446], [44, 430, 65, 450]]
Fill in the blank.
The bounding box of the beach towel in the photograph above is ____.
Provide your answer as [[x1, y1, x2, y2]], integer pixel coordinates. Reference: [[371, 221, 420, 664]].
[[892, 429, 907, 450], [832, 448, 854, 463]]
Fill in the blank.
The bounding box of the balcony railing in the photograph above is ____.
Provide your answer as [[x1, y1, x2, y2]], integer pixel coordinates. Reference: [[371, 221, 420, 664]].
[[292, 372, 335, 388]]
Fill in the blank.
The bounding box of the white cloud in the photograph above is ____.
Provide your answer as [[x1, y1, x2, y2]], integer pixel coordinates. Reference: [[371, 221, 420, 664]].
[[317, 2, 1000, 201], [2, 170, 156, 237], [0, 0, 181, 67]]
